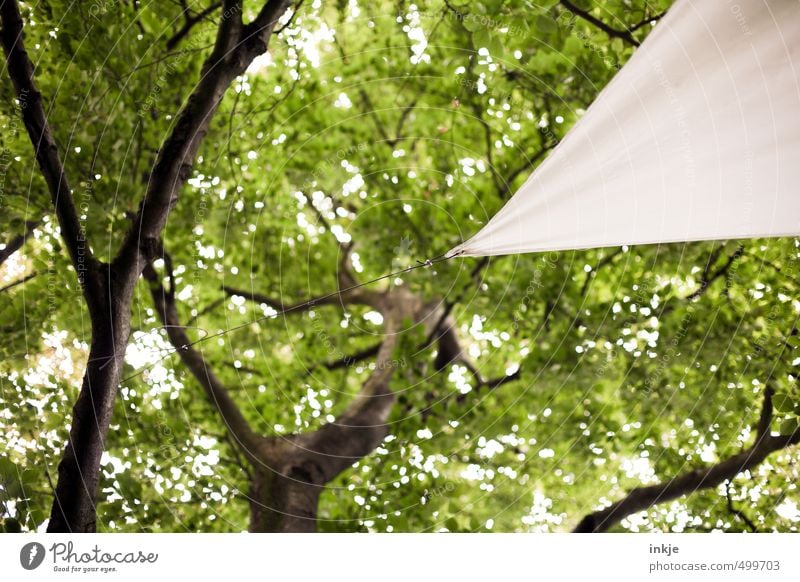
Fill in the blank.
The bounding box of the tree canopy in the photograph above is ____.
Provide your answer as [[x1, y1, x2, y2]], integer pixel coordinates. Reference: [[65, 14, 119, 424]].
[[1, 0, 798, 533]]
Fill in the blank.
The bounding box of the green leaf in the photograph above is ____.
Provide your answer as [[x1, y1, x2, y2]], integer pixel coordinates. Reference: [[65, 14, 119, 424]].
[[773, 392, 796, 414], [535, 15, 558, 34], [0, 457, 22, 500], [779, 418, 800, 435]]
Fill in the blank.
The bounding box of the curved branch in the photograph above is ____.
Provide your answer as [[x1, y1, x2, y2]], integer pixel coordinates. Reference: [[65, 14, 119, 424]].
[[559, 0, 640, 47], [574, 386, 799, 532], [301, 312, 401, 482], [116, 0, 246, 272], [244, 0, 293, 46], [144, 259, 261, 455], [725, 481, 758, 532]]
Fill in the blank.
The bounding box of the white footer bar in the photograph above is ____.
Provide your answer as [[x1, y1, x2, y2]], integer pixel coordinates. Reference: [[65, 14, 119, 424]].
[[2, 533, 798, 581]]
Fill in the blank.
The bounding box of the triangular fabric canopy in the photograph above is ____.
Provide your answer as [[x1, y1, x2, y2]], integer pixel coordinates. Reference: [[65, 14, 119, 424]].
[[447, 0, 800, 258]]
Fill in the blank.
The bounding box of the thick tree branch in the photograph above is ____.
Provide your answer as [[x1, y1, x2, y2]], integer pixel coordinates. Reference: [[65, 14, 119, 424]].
[[144, 258, 262, 456], [36, 0, 291, 532], [574, 386, 799, 532], [117, 0, 293, 276], [300, 308, 402, 482], [248, 292, 411, 532], [0, 3, 95, 282], [117, 0, 245, 271], [275, 0, 304, 34], [244, 0, 293, 47]]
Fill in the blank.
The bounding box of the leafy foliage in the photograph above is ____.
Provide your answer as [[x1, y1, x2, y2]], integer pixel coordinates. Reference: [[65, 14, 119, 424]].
[[1, 0, 798, 533]]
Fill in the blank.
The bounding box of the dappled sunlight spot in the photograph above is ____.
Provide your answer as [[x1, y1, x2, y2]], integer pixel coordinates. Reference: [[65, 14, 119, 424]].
[[0, 241, 28, 282], [246, 52, 273, 75], [333, 92, 352, 109], [776, 500, 800, 522], [521, 492, 564, 532], [290, 20, 335, 68], [22, 330, 85, 393], [476, 436, 503, 459], [402, 5, 429, 65], [620, 456, 657, 484], [124, 331, 184, 407], [447, 364, 472, 395], [363, 311, 383, 325]]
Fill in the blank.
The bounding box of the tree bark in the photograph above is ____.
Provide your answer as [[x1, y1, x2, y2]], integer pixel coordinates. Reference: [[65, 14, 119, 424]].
[[574, 387, 800, 532], [2, 0, 294, 531], [48, 268, 136, 532], [248, 444, 324, 533]]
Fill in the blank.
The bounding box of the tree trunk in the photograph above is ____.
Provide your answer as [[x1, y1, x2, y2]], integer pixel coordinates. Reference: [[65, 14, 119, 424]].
[[47, 270, 135, 532], [249, 461, 324, 533]]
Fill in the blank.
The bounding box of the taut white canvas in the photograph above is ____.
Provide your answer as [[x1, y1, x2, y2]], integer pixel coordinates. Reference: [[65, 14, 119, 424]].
[[447, 0, 800, 258]]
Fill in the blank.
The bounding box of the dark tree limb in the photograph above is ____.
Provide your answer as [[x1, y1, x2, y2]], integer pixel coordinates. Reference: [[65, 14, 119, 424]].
[[245, 0, 293, 45], [116, 0, 293, 278], [0, 270, 36, 293], [248, 285, 456, 532], [144, 257, 262, 457], [221, 284, 369, 312], [629, 10, 666, 33], [573, 386, 800, 532], [685, 245, 743, 301], [725, 481, 759, 532], [274, 0, 304, 34], [324, 342, 382, 369], [0, 220, 39, 266], [0, 3, 96, 283], [165, 1, 223, 50], [559, 0, 640, 47], [0, 0, 294, 532]]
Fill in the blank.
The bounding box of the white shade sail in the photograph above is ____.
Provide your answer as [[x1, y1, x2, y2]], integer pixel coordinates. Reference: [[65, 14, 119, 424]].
[[447, 0, 800, 258]]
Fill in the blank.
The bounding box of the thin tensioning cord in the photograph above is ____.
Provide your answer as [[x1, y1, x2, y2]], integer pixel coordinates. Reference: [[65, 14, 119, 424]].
[[118, 252, 453, 385]]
